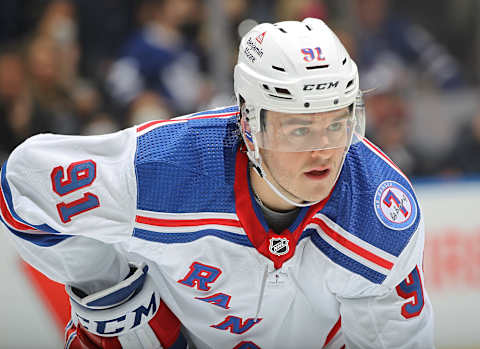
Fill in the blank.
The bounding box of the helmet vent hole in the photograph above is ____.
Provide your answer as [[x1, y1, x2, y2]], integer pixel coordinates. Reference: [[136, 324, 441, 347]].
[[278, 28, 287, 33], [346, 79, 354, 89], [267, 94, 293, 100], [272, 65, 286, 72], [274, 87, 291, 95], [305, 25, 312, 31], [306, 65, 329, 70], [342, 57, 347, 65], [262, 84, 270, 90]]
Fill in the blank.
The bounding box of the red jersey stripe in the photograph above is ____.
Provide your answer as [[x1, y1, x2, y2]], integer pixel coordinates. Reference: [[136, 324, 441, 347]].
[[0, 184, 37, 232], [136, 119, 184, 132], [135, 215, 242, 228], [323, 316, 341, 347], [362, 138, 410, 183], [312, 218, 394, 270], [136, 112, 239, 132]]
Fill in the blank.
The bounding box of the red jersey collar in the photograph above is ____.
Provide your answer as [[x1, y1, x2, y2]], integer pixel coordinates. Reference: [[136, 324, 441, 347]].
[[234, 149, 331, 269]]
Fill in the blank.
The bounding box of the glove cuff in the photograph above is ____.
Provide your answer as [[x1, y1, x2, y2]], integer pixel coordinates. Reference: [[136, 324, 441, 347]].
[[67, 263, 148, 310], [67, 263, 161, 337]]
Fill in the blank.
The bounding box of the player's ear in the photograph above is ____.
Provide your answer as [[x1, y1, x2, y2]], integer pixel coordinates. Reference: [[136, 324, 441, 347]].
[[240, 112, 251, 133], [241, 117, 256, 152], [239, 103, 255, 152]]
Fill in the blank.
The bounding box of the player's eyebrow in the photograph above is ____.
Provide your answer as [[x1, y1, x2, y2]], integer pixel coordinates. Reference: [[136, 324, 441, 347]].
[[282, 118, 313, 126], [282, 111, 350, 126], [330, 112, 350, 122]]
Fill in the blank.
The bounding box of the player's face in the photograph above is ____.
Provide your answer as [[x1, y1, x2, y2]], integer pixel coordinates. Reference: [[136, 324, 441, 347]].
[[258, 108, 349, 209]]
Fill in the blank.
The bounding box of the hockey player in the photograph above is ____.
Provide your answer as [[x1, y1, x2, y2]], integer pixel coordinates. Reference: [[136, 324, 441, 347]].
[[0, 18, 434, 348]]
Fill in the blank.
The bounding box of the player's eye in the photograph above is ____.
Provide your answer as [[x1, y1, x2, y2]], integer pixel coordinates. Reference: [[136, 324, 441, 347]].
[[289, 127, 310, 137], [327, 121, 344, 132]]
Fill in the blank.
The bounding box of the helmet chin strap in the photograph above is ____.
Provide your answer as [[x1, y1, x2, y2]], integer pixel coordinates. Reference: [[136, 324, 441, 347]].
[[244, 140, 320, 208], [254, 161, 319, 208]]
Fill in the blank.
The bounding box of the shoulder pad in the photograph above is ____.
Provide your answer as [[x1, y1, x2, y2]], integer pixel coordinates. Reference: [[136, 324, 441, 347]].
[[134, 106, 240, 213], [312, 139, 421, 284]]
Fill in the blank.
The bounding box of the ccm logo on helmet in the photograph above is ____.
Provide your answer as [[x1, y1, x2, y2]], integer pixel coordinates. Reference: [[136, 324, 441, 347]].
[[303, 81, 339, 91]]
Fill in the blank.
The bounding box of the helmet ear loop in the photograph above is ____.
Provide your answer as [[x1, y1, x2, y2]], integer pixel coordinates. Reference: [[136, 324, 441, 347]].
[[240, 106, 263, 172]]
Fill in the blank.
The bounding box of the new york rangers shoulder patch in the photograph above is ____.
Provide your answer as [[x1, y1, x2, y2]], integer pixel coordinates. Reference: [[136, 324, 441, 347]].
[[374, 180, 417, 230]]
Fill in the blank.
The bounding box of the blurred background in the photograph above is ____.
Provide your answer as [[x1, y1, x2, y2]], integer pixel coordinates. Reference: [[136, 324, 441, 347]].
[[0, 0, 479, 348]]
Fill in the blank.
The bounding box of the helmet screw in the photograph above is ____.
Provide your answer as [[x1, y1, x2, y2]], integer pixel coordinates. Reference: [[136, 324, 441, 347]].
[[304, 102, 310, 108], [333, 99, 339, 105]]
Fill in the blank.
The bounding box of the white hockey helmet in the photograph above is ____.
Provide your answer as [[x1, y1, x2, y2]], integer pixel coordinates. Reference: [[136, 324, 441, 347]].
[[234, 18, 365, 155]]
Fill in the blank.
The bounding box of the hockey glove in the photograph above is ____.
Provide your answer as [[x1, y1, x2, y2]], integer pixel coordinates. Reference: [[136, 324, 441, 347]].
[[65, 263, 183, 349]]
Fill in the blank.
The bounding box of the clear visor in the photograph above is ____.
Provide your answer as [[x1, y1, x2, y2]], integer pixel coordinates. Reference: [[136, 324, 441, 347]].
[[255, 105, 360, 152]]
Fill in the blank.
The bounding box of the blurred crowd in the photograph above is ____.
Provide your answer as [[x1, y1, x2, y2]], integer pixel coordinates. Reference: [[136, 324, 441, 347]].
[[0, 0, 479, 178]]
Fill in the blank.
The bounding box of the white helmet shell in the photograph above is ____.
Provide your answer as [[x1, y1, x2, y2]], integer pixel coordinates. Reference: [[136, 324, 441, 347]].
[[234, 18, 360, 119]]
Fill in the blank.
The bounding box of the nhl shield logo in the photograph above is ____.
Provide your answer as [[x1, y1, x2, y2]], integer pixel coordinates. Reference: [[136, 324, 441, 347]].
[[269, 237, 289, 256]]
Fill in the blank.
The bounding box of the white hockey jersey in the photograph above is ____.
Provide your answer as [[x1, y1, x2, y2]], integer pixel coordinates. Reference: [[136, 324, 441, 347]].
[[0, 106, 434, 349]]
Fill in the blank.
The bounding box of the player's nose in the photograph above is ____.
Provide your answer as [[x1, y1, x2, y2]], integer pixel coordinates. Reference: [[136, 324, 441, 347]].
[[309, 147, 335, 159]]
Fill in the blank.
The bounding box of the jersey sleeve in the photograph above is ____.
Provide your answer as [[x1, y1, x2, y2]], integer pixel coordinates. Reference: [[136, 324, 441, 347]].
[[0, 128, 138, 292], [337, 216, 435, 348]]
